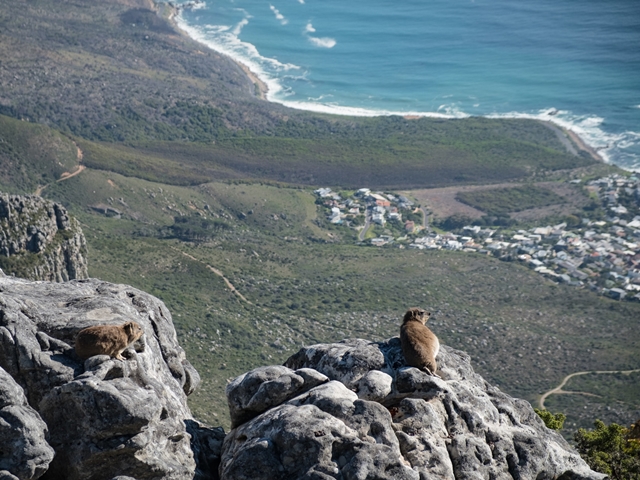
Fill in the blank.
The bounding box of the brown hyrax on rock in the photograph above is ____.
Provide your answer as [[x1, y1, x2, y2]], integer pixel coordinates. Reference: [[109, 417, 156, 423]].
[[400, 307, 441, 378], [75, 321, 144, 360]]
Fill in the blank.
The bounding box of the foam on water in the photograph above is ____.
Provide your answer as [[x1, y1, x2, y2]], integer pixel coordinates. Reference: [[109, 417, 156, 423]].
[[174, 9, 300, 99]]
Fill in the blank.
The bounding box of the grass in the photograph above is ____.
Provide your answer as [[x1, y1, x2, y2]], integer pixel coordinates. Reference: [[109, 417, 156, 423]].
[[0, 115, 79, 193], [456, 184, 567, 216], [545, 375, 640, 442]]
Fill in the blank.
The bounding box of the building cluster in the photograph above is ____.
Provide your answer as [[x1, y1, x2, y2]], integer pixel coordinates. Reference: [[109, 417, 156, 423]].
[[315, 174, 640, 301], [314, 187, 416, 230]]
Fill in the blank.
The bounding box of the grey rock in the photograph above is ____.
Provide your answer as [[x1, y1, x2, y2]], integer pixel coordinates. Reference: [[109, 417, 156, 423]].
[[356, 370, 393, 402], [0, 367, 54, 480], [0, 276, 221, 480], [221, 381, 419, 480], [226, 365, 329, 428], [220, 337, 604, 480], [0, 194, 88, 282], [285, 338, 386, 390]]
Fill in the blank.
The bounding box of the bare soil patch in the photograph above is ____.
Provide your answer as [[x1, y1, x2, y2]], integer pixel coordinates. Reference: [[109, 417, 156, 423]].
[[404, 181, 588, 221]]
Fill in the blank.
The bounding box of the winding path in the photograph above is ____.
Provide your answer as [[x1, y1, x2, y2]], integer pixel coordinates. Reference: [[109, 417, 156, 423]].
[[56, 165, 86, 182], [539, 368, 640, 410], [171, 247, 252, 305], [34, 145, 85, 196]]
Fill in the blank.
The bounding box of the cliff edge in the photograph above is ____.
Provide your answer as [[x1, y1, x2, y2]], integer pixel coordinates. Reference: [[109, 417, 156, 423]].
[[221, 340, 605, 479], [0, 274, 604, 479], [0, 194, 88, 282]]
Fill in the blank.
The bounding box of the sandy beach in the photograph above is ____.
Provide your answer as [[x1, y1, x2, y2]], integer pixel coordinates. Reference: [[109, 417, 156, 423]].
[[564, 128, 604, 162]]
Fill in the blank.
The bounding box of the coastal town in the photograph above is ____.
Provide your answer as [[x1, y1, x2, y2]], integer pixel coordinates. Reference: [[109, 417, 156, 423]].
[[316, 173, 640, 302]]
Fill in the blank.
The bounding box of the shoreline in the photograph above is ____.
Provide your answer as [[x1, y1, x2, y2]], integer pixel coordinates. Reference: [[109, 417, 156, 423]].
[[564, 128, 604, 162], [542, 121, 604, 163], [160, 1, 269, 100], [159, 1, 609, 166], [237, 63, 269, 101]]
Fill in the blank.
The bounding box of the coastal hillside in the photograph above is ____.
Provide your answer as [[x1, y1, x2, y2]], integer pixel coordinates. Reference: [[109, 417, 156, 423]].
[[19, 152, 636, 436], [0, 0, 601, 189]]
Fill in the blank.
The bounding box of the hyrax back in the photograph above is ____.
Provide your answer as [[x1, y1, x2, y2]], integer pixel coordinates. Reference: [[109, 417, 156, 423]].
[[400, 307, 440, 376], [75, 321, 144, 360]]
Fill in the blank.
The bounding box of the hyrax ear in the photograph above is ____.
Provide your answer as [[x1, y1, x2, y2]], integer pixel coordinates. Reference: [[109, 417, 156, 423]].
[[124, 322, 133, 334]]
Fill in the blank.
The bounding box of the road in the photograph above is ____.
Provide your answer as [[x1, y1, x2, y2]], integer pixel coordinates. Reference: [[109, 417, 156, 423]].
[[538, 368, 640, 410], [420, 207, 429, 231], [358, 212, 371, 241]]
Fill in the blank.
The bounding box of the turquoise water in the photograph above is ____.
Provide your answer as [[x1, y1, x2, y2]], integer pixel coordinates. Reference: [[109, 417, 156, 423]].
[[174, 0, 640, 170]]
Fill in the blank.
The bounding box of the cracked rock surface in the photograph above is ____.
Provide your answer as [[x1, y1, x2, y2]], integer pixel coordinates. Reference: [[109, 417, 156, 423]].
[[221, 338, 604, 480], [0, 275, 221, 480], [0, 366, 54, 480]]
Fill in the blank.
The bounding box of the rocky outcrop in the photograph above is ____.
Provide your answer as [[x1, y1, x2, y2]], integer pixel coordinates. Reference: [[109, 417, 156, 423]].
[[0, 194, 88, 282], [0, 271, 605, 479], [221, 338, 605, 480], [0, 275, 221, 480]]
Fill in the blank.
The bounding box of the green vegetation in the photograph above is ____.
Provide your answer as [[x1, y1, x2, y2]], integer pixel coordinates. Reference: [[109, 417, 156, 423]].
[[545, 372, 640, 438], [73, 119, 598, 190], [456, 185, 566, 216], [575, 420, 640, 479], [0, 250, 42, 277], [535, 408, 566, 430], [567, 372, 640, 407], [0, 115, 79, 193], [166, 216, 231, 242]]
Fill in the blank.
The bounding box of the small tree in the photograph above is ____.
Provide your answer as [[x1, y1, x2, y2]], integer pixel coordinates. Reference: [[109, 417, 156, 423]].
[[574, 419, 640, 480], [534, 408, 566, 430]]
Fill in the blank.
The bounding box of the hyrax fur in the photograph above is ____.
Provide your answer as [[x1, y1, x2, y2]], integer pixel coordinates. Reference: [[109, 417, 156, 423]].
[[400, 307, 441, 378], [75, 321, 144, 360]]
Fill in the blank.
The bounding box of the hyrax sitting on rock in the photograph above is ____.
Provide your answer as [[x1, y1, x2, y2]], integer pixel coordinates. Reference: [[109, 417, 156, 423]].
[[75, 321, 144, 360], [400, 307, 441, 378]]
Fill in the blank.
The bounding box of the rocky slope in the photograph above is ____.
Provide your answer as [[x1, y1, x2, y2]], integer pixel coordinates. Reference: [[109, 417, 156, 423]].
[[0, 273, 604, 479], [0, 194, 88, 282]]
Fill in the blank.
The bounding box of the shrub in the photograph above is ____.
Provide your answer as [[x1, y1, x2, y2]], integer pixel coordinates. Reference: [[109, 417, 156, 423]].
[[574, 419, 640, 479], [534, 408, 566, 430]]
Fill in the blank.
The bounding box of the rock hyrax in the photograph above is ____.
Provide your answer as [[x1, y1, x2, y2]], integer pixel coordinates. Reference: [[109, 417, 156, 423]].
[[400, 307, 440, 378], [75, 321, 144, 360]]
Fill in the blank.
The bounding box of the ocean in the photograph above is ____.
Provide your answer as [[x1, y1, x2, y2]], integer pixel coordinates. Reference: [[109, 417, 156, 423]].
[[171, 0, 640, 171]]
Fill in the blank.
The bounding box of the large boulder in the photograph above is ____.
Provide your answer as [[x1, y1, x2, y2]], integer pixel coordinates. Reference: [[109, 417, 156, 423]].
[[0, 275, 220, 480], [221, 338, 605, 480]]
